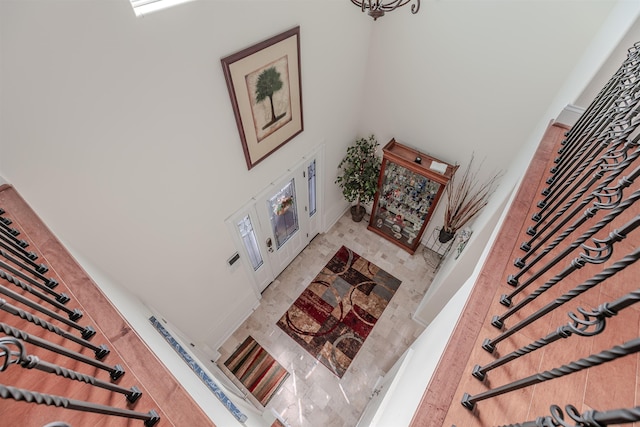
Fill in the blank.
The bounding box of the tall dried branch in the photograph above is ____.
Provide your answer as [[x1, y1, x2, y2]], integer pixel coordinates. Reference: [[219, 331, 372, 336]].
[[443, 154, 502, 233]]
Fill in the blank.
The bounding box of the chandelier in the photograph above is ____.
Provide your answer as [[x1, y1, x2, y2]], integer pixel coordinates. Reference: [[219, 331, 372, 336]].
[[351, 0, 420, 20]]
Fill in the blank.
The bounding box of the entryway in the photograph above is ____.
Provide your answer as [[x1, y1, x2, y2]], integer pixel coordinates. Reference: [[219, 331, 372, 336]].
[[218, 211, 435, 426]]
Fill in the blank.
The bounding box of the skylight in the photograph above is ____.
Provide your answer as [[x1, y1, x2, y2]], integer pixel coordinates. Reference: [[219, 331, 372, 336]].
[[129, 0, 195, 17]]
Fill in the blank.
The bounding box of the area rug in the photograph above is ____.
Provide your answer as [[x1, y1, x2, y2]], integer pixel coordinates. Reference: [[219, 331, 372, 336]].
[[277, 245, 402, 378], [223, 336, 289, 407]]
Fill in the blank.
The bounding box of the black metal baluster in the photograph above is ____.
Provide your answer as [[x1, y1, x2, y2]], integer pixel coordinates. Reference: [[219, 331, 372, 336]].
[[0, 299, 107, 358], [0, 259, 66, 302], [0, 223, 29, 248], [0, 247, 58, 289], [504, 187, 640, 300], [527, 119, 639, 238], [544, 110, 625, 201], [483, 246, 640, 353], [473, 289, 640, 380], [513, 159, 640, 281], [559, 69, 623, 152], [0, 234, 48, 274], [0, 384, 158, 426], [552, 65, 629, 172], [544, 61, 640, 194], [530, 114, 639, 240], [0, 285, 92, 339], [462, 337, 640, 410], [0, 270, 80, 321], [496, 404, 640, 427], [0, 337, 137, 402], [0, 323, 123, 380], [559, 58, 628, 148], [492, 218, 638, 330]]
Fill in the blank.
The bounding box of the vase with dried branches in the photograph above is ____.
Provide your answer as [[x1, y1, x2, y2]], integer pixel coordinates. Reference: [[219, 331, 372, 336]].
[[440, 154, 502, 243]]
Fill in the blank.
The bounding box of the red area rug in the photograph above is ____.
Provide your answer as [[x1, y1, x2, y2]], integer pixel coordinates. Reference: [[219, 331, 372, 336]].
[[224, 336, 289, 407], [277, 245, 401, 378]]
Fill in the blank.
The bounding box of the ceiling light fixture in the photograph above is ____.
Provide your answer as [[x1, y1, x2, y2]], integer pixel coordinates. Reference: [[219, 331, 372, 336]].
[[351, 0, 420, 20]]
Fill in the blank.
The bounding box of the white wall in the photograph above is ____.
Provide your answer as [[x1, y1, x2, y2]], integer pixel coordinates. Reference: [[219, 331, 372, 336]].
[[0, 0, 370, 351], [360, 1, 618, 235]]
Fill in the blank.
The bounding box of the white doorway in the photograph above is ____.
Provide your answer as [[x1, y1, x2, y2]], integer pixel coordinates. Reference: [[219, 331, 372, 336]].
[[226, 148, 323, 293]]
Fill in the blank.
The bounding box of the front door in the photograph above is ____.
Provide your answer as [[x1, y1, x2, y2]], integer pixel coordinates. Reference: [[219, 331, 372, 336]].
[[256, 174, 306, 278], [227, 149, 322, 293]]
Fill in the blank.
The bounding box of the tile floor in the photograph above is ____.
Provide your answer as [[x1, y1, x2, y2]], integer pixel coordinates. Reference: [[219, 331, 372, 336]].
[[217, 212, 439, 427]]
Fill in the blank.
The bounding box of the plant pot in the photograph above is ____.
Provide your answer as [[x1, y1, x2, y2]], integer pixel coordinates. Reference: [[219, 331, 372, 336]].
[[438, 228, 455, 243], [350, 205, 366, 222]]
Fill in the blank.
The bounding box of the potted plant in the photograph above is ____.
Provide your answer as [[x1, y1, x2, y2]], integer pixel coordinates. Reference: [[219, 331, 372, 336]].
[[440, 154, 502, 243], [335, 135, 382, 222]]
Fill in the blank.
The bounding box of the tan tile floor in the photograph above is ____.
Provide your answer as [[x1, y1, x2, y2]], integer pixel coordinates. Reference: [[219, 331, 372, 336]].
[[217, 212, 439, 427]]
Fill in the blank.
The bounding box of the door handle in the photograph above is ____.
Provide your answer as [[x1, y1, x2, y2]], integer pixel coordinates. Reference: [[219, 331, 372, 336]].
[[266, 237, 274, 252]]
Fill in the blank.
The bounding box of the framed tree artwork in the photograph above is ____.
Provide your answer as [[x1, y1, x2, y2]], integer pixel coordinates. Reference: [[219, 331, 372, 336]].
[[221, 26, 303, 170]]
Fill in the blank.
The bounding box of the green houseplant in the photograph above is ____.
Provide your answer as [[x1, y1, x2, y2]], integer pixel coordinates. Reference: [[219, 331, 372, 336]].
[[335, 135, 382, 222], [440, 154, 502, 242]]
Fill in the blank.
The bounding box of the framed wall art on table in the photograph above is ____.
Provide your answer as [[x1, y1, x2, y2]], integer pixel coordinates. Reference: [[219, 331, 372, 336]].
[[221, 26, 303, 170]]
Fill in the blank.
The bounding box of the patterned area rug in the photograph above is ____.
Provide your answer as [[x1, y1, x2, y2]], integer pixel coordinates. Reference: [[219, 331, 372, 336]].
[[224, 336, 289, 407], [277, 245, 402, 378]]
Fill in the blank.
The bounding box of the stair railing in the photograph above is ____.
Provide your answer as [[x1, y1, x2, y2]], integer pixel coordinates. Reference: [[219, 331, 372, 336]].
[[0, 207, 160, 426], [459, 41, 640, 426]]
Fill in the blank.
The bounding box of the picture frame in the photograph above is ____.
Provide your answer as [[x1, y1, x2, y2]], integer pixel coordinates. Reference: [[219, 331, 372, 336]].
[[221, 26, 303, 170]]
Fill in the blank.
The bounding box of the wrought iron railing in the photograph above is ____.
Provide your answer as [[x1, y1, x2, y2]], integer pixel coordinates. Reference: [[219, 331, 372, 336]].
[[0, 208, 160, 426], [459, 41, 640, 426]]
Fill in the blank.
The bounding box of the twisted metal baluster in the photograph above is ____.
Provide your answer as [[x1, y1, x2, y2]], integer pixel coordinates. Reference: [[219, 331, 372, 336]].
[[0, 298, 107, 359], [0, 269, 79, 320], [0, 222, 30, 248], [491, 217, 639, 331], [503, 188, 640, 304], [463, 337, 640, 410], [542, 71, 640, 200], [0, 247, 58, 289], [517, 144, 640, 271], [0, 384, 159, 426], [526, 130, 639, 251], [0, 337, 139, 403], [473, 289, 640, 380], [557, 65, 625, 160], [496, 404, 640, 427], [0, 222, 37, 254], [540, 103, 636, 206], [0, 258, 64, 299], [0, 323, 124, 380], [0, 284, 93, 339], [0, 234, 48, 273], [512, 169, 639, 294], [550, 56, 639, 182], [483, 246, 640, 353], [558, 41, 640, 159]]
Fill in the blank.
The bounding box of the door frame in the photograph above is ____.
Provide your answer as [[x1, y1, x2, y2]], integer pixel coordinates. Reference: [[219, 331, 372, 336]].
[[225, 145, 325, 294]]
